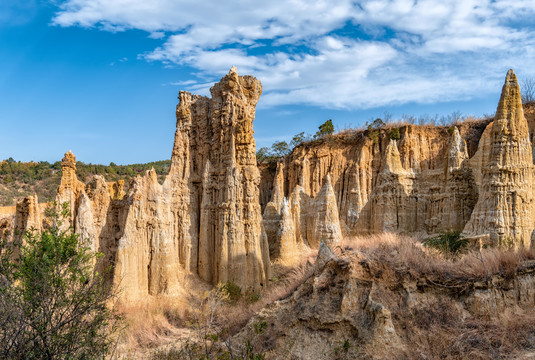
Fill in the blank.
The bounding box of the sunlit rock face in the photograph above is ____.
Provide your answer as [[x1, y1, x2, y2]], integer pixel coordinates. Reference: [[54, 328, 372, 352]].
[[262, 69, 535, 248], [463, 69, 534, 247], [49, 68, 271, 300], [3, 68, 535, 304], [189, 67, 270, 291]]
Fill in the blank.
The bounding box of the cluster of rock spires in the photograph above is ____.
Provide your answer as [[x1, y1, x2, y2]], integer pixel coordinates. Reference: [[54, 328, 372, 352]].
[[1, 68, 534, 299], [264, 69, 535, 248]]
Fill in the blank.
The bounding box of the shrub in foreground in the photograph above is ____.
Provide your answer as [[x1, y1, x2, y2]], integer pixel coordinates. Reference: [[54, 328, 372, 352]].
[[0, 204, 121, 359]]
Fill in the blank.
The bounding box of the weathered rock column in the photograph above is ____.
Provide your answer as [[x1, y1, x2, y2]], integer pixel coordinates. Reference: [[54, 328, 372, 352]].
[[463, 69, 534, 247], [189, 67, 270, 290], [56, 150, 85, 225]]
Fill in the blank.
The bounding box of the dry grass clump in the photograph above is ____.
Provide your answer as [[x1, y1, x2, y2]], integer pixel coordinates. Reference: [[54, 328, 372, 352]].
[[342, 233, 535, 282], [117, 249, 317, 357], [117, 295, 192, 353], [392, 299, 535, 359]]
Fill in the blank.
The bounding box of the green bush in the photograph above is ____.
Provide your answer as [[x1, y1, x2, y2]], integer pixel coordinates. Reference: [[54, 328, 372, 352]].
[[366, 118, 385, 144], [253, 320, 268, 334], [218, 281, 242, 304], [315, 119, 334, 138], [247, 292, 261, 304], [424, 231, 468, 255], [0, 203, 121, 359], [388, 128, 401, 140]]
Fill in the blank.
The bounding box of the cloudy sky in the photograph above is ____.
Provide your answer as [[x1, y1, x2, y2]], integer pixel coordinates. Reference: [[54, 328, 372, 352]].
[[1, 0, 535, 164]]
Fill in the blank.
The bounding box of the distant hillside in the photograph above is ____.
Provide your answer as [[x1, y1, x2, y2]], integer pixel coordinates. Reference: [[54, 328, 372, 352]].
[[0, 158, 171, 206]]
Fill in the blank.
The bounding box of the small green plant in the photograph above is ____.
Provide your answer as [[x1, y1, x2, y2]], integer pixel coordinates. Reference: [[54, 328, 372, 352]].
[[388, 127, 401, 140], [253, 320, 268, 334], [368, 130, 379, 143], [218, 281, 242, 304], [245, 340, 266, 360], [271, 276, 279, 283], [247, 292, 261, 304], [424, 230, 468, 255], [334, 339, 356, 357]]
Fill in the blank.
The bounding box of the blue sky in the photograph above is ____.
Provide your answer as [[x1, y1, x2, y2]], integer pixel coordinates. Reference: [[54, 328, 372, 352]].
[[1, 0, 535, 165]]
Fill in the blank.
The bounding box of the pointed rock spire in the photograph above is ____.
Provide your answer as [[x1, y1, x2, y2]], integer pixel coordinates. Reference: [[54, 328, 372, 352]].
[[306, 174, 343, 248], [277, 197, 298, 263], [463, 69, 534, 247], [494, 69, 529, 141], [271, 162, 285, 212], [447, 127, 468, 173]]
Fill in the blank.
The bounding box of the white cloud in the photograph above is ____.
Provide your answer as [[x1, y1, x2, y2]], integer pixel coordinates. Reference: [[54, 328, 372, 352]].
[[52, 0, 535, 109]]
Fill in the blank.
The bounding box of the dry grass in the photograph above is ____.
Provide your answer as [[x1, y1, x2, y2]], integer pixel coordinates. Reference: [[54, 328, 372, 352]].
[[347, 234, 535, 359], [342, 233, 535, 283], [217, 248, 317, 335], [116, 248, 318, 357], [390, 298, 535, 359], [117, 295, 191, 352], [120, 234, 535, 358]]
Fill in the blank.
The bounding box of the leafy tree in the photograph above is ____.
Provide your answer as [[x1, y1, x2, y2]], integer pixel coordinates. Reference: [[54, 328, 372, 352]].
[[255, 147, 272, 163], [315, 119, 334, 138], [0, 203, 121, 359], [367, 118, 385, 131], [270, 141, 290, 157], [366, 118, 385, 143], [290, 132, 306, 148]]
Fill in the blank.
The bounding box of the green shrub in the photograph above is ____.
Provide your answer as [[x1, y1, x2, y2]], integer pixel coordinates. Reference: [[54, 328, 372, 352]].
[[253, 320, 268, 334], [315, 119, 334, 138], [388, 128, 401, 140], [424, 231, 468, 255], [0, 203, 121, 359], [218, 281, 242, 304], [247, 292, 261, 304]]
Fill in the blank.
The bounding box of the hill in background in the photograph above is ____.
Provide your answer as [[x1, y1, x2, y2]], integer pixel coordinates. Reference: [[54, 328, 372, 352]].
[[0, 158, 170, 206]]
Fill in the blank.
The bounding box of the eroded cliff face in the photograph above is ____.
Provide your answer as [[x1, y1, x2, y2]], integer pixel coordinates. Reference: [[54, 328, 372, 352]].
[[263, 123, 481, 238], [262, 70, 535, 248], [48, 68, 270, 300], [262, 169, 342, 265], [233, 243, 535, 359]]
